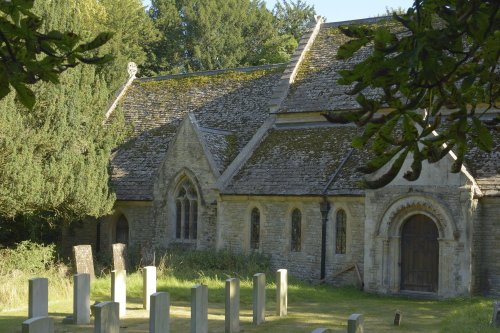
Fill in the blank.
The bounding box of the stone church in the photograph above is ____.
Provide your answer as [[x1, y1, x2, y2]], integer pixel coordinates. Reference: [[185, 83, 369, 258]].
[[65, 17, 499, 298]]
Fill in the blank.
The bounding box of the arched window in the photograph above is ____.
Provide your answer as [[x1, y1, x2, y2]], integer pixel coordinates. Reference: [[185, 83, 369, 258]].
[[175, 179, 198, 240], [250, 208, 260, 250], [335, 209, 346, 254], [291, 209, 301, 252], [115, 215, 129, 245]]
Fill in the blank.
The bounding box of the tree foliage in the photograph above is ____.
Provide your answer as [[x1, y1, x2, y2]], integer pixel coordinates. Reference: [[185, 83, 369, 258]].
[[143, 0, 315, 75], [0, 0, 155, 222], [325, 0, 499, 188], [0, 0, 113, 109], [273, 0, 316, 41]]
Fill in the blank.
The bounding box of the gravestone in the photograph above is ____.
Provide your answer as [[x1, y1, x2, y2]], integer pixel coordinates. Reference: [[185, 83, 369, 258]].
[[141, 244, 156, 266], [253, 273, 265, 325], [191, 284, 208, 333], [347, 313, 364, 333], [73, 273, 90, 324], [111, 270, 127, 317], [112, 243, 128, 271], [310, 329, 332, 333], [493, 301, 500, 328], [143, 266, 156, 310], [28, 278, 48, 319], [72, 245, 95, 280], [22, 316, 54, 333], [94, 302, 119, 333], [276, 269, 288, 317], [394, 310, 402, 326], [225, 278, 240, 333], [150, 292, 170, 333]]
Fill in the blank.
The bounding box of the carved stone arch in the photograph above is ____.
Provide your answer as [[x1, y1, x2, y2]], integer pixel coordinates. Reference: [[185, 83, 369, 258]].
[[376, 194, 459, 241], [167, 167, 205, 206]]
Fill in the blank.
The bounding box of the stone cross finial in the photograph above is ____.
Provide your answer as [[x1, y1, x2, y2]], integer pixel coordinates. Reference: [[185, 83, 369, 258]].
[[127, 62, 138, 78]]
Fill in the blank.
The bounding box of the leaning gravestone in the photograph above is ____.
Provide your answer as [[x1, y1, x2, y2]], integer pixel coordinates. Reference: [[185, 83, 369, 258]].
[[191, 284, 208, 333], [22, 316, 54, 333], [150, 292, 170, 333], [72, 245, 95, 280], [225, 278, 240, 333], [493, 300, 500, 328], [348, 313, 364, 333], [94, 302, 119, 333], [112, 243, 129, 271], [73, 273, 91, 324]]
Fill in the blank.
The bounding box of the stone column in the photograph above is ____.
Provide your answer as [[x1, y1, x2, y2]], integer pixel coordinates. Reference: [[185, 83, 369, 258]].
[[191, 284, 208, 333], [143, 266, 157, 310], [150, 292, 170, 333], [111, 270, 127, 317], [22, 316, 54, 333], [276, 269, 287, 317], [347, 313, 364, 333], [73, 273, 90, 324], [94, 302, 119, 333], [252, 273, 265, 325], [225, 278, 240, 333], [28, 278, 48, 319]]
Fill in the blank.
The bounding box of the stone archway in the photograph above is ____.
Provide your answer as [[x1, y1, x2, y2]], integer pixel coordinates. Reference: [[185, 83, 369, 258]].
[[400, 214, 439, 292]]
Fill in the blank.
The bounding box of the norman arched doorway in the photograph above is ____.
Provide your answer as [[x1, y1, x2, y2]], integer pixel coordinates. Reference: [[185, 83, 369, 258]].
[[115, 215, 129, 245], [400, 214, 439, 292]]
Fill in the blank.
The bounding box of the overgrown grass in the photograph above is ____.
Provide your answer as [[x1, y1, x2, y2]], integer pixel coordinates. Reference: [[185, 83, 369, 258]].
[[1, 244, 498, 332], [0, 241, 71, 312]]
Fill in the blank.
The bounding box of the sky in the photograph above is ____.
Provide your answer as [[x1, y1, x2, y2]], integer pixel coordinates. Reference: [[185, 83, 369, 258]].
[[142, 0, 415, 23]]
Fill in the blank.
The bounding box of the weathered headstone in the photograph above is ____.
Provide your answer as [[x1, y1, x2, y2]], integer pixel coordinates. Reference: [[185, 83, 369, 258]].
[[143, 266, 157, 310], [191, 284, 208, 333], [225, 278, 240, 333], [276, 269, 288, 317], [253, 273, 265, 325], [28, 278, 48, 319], [112, 243, 129, 271], [111, 270, 127, 317], [150, 292, 170, 333], [141, 244, 156, 267], [310, 329, 332, 333], [493, 301, 500, 328], [72, 245, 95, 280], [394, 310, 402, 326], [73, 273, 90, 324], [347, 313, 364, 333], [94, 302, 120, 333], [22, 316, 54, 333]]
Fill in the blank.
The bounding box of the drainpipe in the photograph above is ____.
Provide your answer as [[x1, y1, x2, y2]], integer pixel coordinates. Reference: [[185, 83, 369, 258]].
[[319, 199, 331, 281]]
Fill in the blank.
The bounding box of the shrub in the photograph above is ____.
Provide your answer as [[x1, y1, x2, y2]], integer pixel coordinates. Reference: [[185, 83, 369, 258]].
[[0, 241, 71, 311]]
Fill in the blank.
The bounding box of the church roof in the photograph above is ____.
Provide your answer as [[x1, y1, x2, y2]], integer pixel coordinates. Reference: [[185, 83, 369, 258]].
[[222, 124, 365, 196], [110, 65, 284, 200]]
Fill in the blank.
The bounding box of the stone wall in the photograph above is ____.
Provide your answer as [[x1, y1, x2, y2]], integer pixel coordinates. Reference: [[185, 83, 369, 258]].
[[153, 117, 219, 250], [324, 199, 365, 286], [364, 185, 475, 298], [475, 197, 500, 296], [98, 201, 155, 257], [217, 195, 364, 286]]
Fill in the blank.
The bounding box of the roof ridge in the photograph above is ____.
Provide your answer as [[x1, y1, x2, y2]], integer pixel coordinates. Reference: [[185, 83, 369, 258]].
[[321, 16, 392, 28], [136, 63, 286, 82], [268, 17, 324, 113]]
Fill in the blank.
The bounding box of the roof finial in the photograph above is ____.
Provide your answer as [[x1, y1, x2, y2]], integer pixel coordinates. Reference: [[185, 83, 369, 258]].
[[127, 62, 138, 78]]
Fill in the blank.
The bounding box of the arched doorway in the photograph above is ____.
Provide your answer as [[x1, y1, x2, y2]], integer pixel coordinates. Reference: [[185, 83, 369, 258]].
[[400, 214, 439, 292], [115, 215, 129, 245]]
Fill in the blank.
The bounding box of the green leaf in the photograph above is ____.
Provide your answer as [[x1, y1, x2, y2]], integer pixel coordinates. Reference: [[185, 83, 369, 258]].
[[75, 32, 113, 53], [471, 116, 493, 152], [337, 37, 370, 60], [11, 82, 35, 109]]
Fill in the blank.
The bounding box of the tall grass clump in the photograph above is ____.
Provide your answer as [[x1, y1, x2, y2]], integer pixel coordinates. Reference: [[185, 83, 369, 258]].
[[0, 241, 71, 311]]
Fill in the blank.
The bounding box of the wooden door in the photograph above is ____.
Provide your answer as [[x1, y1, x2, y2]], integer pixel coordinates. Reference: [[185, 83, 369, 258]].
[[400, 214, 439, 292]]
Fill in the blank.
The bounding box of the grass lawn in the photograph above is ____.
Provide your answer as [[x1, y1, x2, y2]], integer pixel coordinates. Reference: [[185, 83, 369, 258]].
[[0, 272, 496, 333]]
